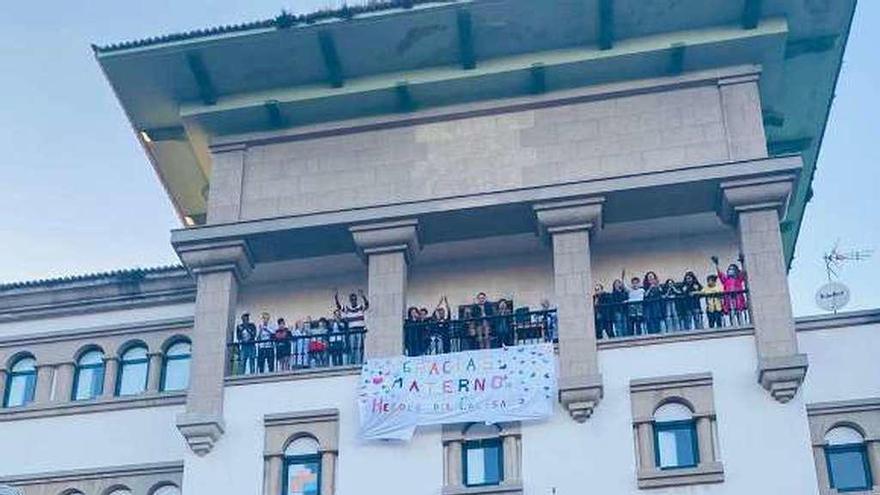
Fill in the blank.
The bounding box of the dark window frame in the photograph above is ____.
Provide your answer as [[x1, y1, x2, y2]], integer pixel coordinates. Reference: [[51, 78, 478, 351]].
[[71, 352, 105, 401], [3, 357, 37, 408], [281, 453, 322, 495], [825, 442, 873, 492], [160, 341, 191, 392], [115, 346, 150, 397], [462, 437, 504, 487], [653, 419, 700, 470]]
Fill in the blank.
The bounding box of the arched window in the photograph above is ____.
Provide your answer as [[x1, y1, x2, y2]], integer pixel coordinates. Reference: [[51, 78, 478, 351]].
[[151, 485, 181, 495], [462, 423, 504, 487], [161, 341, 191, 392], [3, 355, 37, 408], [653, 402, 698, 470], [116, 345, 149, 396], [72, 350, 105, 401], [283, 436, 321, 495], [824, 426, 873, 491]]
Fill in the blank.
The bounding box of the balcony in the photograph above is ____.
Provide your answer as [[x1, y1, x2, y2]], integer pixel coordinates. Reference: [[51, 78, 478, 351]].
[[228, 329, 366, 377]]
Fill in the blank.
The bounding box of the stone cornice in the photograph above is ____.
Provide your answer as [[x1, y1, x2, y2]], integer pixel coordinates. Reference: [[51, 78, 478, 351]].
[[0, 461, 183, 485], [0, 391, 186, 421], [806, 397, 880, 417], [0, 316, 193, 351], [175, 239, 255, 282], [795, 309, 880, 332], [349, 219, 420, 264], [533, 196, 605, 240], [225, 365, 360, 386], [264, 408, 339, 428], [719, 170, 801, 224]]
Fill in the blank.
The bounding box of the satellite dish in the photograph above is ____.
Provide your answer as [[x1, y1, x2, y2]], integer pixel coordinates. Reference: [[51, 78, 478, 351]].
[[0, 485, 24, 495], [816, 281, 850, 313]]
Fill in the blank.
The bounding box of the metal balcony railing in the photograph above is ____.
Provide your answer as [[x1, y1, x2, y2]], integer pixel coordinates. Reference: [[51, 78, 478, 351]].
[[403, 309, 557, 357], [594, 290, 750, 339], [228, 329, 366, 376]]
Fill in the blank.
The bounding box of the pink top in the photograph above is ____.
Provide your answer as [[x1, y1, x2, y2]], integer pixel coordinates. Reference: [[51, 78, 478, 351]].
[[717, 268, 748, 311]]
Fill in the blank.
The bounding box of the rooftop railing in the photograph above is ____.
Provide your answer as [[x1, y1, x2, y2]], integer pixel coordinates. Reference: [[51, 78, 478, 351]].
[[228, 329, 366, 376]]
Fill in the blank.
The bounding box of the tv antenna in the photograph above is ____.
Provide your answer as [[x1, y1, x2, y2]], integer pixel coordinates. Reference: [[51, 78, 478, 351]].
[[816, 241, 872, 313]]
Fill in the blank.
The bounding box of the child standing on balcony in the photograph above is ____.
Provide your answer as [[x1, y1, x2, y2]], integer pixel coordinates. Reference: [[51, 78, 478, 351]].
[[430, 296, 452, 354], [626, 275, 645, 335], [473, 292, 495, 349], [712, 255, 749, 327], [495, 298, 514, 346], [405, 306, 424, 356], [642, 271, 663, 334], [680, 272, 704, 330], [539, 299, 558, 342], [292, 319, 307, 368], [610, 280, 629, 337], [235, 313, 257, 375], [702, 275, 724, 329], [335, 289, 369, 336]]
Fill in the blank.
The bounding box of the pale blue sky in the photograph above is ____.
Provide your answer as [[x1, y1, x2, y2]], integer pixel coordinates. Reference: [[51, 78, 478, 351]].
[[0, 1, 877, 316]]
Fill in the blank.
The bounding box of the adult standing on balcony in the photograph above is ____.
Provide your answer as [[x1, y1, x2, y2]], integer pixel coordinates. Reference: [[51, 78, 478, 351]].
[[235, 313, 257, 375], [335, 289, 369, 337], [473, 292, 495, 349], [257, 312, 276, 373]]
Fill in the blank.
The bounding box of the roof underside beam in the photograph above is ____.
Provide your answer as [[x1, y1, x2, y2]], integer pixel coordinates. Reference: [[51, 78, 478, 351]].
[[264, 100, 287, 128], [186, 53, 217, 105], [598, 0, 614, 50], [742, 0, 762, 30], [395, 81, 416, 112], [668, 43, 686, 75], [456, 9, 476, 70], [529, 63, 546, 94], [318, 30, 345, 88], [768, 137, 813, 156], [785, 35, 838, 59]]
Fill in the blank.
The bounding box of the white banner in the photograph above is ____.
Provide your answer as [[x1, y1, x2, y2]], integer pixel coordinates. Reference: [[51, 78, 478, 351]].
[[358, 344, 557, 440]]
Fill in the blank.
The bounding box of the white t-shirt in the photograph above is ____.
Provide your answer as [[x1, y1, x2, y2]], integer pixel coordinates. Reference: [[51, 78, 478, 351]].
[[627, 287, 645, 302]]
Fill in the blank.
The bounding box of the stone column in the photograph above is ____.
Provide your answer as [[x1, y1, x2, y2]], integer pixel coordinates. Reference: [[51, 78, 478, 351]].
[[350, 220, 419, 359], [867, 441, 880, 489], [147, 352, 164, 393], [53, 362, 75, 403], [446, 441, 463, 486], [534, 197, 604, 422], [102, 357, 119, 398], [175, 240, 253, 456], [320, 451, 337, 495], [637, 423, 654, 470], [0, 369, 7, 405], [264, 455, 283, 495], [34, 364, 54, 404], [696, 416, 714, 463], [718, 72, 768, 161], [502, 434, 521, 483], [720, 173, 808, 403]]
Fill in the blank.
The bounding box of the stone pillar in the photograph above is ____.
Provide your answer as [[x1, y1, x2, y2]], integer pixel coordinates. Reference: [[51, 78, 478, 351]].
[[718, 72, 768, 161], [637, 423, 654, 470], [264, 455, 283, 495], [720, 173, 808, 403], [34, 364, 54, 404], [867, 441, 880, 489], [502, 434, 521, 483], [320, 451, 337, 495], [350, 220, 419, 359], [534, 197, 604, 422], [147, 352, 164, 393], [446, 441, 463, 486], [696, 417, 714, 463], [175, 240, 253, 456], [102, 357, 119, 398], [0, 369, 7, 405], [53, 362, 75, 403]]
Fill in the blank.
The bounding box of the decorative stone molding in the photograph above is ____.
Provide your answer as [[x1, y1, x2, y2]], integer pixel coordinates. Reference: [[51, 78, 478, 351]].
[[719, 173, 797, 225], [0, 461, 183, 495], [349, 219, 420, 264], [263, 409, 339, 495], [758, 354, 809, 404], [630, 373, 724, 489], [175, 239, 254, 282], [175, 412, 225, 457], [534, 196, 605, 422], [558, 374, 604, 423], [807, 398, 880, 495], [0, 392, 185, 421], [442, 422, 522, 495]]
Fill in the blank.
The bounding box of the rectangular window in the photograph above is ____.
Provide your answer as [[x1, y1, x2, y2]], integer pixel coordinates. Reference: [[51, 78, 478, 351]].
[[654, 420, 699, 470], [826, 445, 872, 492], [463, 438, 503, 487], [283, 456, 321, 495]]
